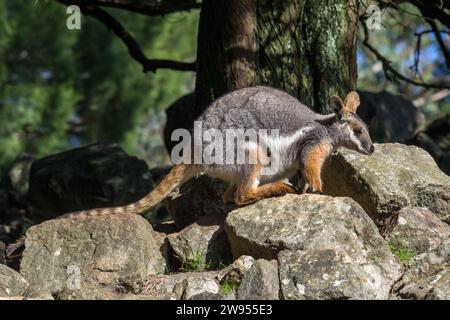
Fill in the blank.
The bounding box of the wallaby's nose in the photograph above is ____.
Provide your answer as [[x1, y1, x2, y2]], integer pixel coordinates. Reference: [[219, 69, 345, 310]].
[[369, 145, 375, 154]]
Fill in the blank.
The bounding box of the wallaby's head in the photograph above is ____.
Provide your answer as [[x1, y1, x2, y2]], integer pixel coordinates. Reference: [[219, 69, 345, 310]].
[[330, 91, 374, 155]]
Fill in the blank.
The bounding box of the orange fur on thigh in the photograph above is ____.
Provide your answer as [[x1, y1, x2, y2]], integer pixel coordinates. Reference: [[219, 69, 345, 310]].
[[303, 141, 332, 193]]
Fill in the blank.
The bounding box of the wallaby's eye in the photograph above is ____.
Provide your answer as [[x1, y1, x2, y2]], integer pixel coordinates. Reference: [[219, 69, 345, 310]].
[[353, 128, 363, 135]]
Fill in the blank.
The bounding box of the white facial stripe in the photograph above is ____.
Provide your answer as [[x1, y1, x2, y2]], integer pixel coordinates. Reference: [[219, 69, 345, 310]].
[[348, 126, 364, 151]]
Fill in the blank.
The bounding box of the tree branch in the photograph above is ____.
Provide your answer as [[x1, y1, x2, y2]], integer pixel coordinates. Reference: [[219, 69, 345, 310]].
[[65, 0, 201, 17], [427, 18, 450, 69], [410, 0, 450, 29], [360, 17, 450, 89], [57, 0, 196, 73]]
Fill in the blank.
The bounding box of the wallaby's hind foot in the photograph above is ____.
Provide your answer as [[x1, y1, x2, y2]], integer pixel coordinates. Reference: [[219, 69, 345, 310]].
[[235, 179, 297, 206]]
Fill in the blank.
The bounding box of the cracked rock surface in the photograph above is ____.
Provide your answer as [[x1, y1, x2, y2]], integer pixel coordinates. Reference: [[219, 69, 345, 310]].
[[20, 213, 167, 296]]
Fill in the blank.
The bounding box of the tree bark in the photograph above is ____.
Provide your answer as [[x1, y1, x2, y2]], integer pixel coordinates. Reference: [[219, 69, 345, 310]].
[[194, 0, 358, 116]]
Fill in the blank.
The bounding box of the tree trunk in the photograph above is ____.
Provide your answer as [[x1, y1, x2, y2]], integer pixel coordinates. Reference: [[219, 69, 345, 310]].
[[194, 0, 358, 116]]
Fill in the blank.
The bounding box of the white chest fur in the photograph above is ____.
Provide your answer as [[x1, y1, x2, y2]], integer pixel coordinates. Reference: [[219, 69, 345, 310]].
[[260, 126, 313, 180]]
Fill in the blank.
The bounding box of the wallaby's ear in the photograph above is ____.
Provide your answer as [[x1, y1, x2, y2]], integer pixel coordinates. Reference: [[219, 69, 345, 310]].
[[330, 95, 344, 115], [343, 91, 360, 114]]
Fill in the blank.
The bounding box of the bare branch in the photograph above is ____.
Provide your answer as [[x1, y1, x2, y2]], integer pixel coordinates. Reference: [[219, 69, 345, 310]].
[[57, 0, 196, 73], [427, 19, 450, 69], [65, 0, 201, 17], [410, 0, 450, 29], [360, 17, 450, 90]]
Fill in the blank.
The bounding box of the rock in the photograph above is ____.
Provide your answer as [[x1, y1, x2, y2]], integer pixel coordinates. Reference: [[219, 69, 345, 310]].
[[142, 271, 220, 300], [165, 175, 236, 229], [168, 215, 232, 270], [174, 275, 220, 300], [423, 270, 450, 300], [225, 194, 402, 300], [56, 285, 120, 300], [386, 207, 450, 255], [394, 239, 450, 300], [120, 293, 173, 300], [409, 113, 450, 170], [358, 90, 425, 143], [0, 155, 34, 196], [225, 194, 393, 260], [237, 259, 279, 300], [21, 213, 167, 296], [56, 284, 169, 300], [214, 255, 255, 299], [216, 255, 255, 285], [323, 143, 450, 226], [0, 241, 5, 265], [24, 293, 54, 300], [0, 264, 29, 298], [0, 190, 27, 243], [163, 92, 196, 154], [279, 249, 397, 300], [439, 152, 450, 176], [27, 143, 154, 221]]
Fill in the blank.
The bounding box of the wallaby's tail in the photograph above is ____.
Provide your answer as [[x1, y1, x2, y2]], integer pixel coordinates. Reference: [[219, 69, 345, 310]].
[[58, 164, 200, 219]]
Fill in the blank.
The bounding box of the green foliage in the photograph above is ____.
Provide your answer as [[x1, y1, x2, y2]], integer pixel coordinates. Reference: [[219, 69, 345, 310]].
[[389, 241, 416, 266], [0, 83, 80, 166], [0, 0, 198, 172], [219, 279, 239, 297], [180, 250, 210, 272]]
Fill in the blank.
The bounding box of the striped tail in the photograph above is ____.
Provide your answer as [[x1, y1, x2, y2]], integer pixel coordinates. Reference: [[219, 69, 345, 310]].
[[58, 164, 200, 219]]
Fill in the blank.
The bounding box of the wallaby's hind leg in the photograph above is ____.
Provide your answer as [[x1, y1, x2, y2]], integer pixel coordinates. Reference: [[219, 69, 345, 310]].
[[301, 141, 332, 193], [235, 164, 296, 206], [222, 184, 237, 204]]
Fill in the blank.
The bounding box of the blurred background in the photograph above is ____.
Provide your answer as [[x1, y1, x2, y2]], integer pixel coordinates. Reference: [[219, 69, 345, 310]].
[[0, 1, 449, 174], [0, 0, 449, 243], [0, 1, 198, 170]]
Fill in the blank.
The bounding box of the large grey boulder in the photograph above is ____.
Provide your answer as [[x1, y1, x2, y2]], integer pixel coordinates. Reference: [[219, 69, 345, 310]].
[[0, 264, 29, 298], [386, 207, 450, 256], [237, 259, 279, 300], [21, 213, 167, 296], [225, 194, 402, 299], [323, 143, 450, 226], [168, 215, 232, 270], [279, 249, 397, 300], [28, 143, 154, 221]]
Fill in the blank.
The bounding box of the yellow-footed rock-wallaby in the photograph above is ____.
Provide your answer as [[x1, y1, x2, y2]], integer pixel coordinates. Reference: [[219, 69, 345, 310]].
[[60, 86, 374, 219]]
